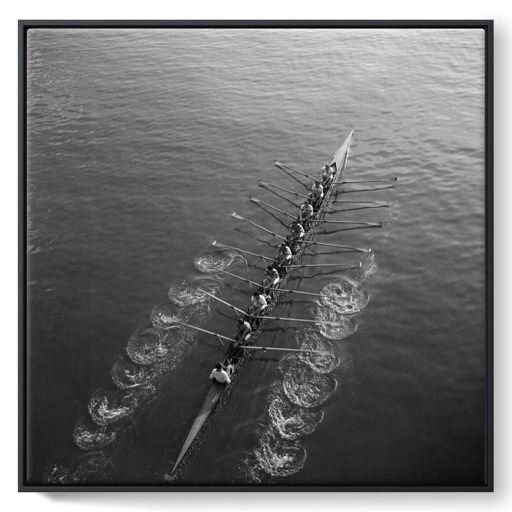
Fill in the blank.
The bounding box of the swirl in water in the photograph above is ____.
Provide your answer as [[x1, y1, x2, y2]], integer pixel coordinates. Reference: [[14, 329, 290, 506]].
[[253, 427, 307, 478], [319, 279, 369, 316], [43, 460, 72, 484], [295, 328, 339, 373], [281, 362, 337, 408], [71, 451, 113, 484], [268, 397, 324, 441], [73, 421, 116, 451], [194, 250, 246, 273], [88, 387, 137, 427], [111, 358, 146, 389], [168, 279, 220, 306], [315, 307, 357, 340], [360, 250, 378, 282], [150, 299, 211, 335], [126, 327, 166, 365]]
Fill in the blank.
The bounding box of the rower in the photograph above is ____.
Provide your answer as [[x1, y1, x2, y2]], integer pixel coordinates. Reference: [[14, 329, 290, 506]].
[[274, 242, 293, 273], [321, 164, 335, 191], [311, 180, 324, 209], [298, 200, 314, 229], [235, 318, 252, 345], [248, 291, 267, 326], [210, 362, 232, 385], [249, 291, 267, 316], [287, 220, 305, 245], [260, 266, 280, 298]]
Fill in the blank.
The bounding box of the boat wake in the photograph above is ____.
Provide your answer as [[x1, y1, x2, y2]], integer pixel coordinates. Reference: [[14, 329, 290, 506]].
[[194, 250, 247, 273], [73, 420, 117, 451], [59, 278, 221, 480], [268, 397, 324, 441], [168, 279, 219, 306], [246, 266, 375, 480], [111, 357, 146, 389], [252, 427, 307, 478], [294, 328, 340, 374], [44, 451, 113, 484], [316, 310, 357, 340], [88, 385, 138, 427], [318, 279, 369, 315], [282, 363, 338, 408]]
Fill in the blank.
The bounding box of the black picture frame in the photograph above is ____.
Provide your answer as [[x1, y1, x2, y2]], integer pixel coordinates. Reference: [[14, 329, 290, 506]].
[[19, 19, 494, 492]]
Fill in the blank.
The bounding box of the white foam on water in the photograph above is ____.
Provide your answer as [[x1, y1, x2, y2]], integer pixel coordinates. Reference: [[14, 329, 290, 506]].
[[72, 422, 117, 451], [111, 358, 146, 389], [268, 397, 324, 441], [88, 387, 137, 427], [194, 250, 247, 273], [282, 363, 338, 408], [319, 279, 369, 316], [253, 427, 307, 478]]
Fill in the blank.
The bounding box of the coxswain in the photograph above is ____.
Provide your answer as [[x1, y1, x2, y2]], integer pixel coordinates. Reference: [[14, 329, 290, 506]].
[[248, 291, 267, 319], [261, 266, 280, 298], [275, 242, 293, 272], [311, 180, 324, 209], [298, 200, 314, 229], [235, 318, 252, 345], [210, 362, 232, 384]]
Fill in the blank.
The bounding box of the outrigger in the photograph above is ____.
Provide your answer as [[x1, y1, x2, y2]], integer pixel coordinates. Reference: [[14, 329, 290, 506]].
[[170, 131, 356, 477]]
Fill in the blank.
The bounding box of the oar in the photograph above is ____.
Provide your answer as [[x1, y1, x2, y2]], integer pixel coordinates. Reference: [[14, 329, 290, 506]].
[[256, 184, 298, 209], [170, 321, 329, 355], [309, 219, 383, 227], [333, 185, 396, 194], [259, 180, 309, 200], [212, 241, 274, 262], [300, 239, 372, 253], [328, 200, 389, 204], [218, 268, 359, 297], [240, 345, 330, 356], [330, 205, 390, 213], [232, 212, 287, 242], [272, 163, 309, 189], [249, 197, 296, 220], [328, 200, 388, 204], [197, 287, 246, 317], [198, 288, 342, 326], [274, 160, 317, 182], [231, 214, 371, 253], [332, 177, 397, 186], [288, 261, 362, 269], [171, 320, 237, 343]]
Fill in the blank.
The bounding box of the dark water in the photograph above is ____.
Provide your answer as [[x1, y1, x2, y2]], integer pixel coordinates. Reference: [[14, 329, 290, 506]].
[[26, 28, 486, 486]]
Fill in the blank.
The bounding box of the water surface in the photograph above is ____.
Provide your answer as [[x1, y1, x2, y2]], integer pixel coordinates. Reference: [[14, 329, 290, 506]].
[[26, 28, 486, 486]]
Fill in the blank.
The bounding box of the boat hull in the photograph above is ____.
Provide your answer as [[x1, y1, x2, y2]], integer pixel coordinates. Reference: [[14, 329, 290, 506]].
[[170, 130, 354, 477]]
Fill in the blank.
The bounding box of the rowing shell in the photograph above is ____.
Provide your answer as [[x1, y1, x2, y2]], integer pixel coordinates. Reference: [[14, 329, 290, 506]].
[[170, 130, 354, 477]]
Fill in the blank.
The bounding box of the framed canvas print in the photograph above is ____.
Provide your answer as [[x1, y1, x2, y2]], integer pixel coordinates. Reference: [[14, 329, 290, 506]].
[[19, 20, 493, 491]]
